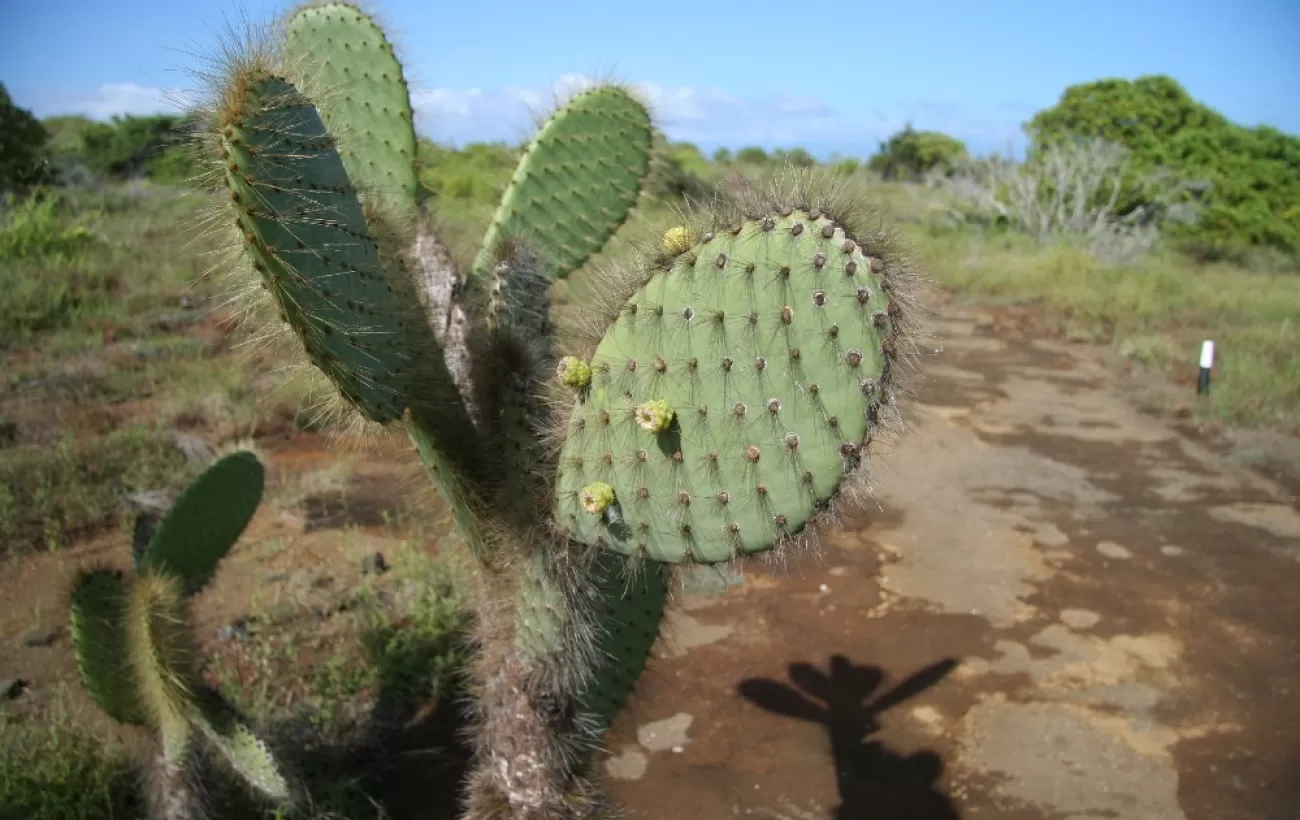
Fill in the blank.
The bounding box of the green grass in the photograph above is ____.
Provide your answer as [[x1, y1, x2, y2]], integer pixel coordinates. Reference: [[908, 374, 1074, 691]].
[[912, 223, 1300, 430], [0, 713, 142, 820], [1, 185, 221, 348], [0, 424, 194, 552]]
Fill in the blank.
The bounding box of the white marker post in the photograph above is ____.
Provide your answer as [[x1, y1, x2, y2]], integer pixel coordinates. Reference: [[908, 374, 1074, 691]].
[[1197, 340, 1215, 395]]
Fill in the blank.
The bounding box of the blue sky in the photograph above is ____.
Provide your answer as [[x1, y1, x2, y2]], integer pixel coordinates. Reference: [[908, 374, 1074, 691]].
[[2, 0, 1297, 159]]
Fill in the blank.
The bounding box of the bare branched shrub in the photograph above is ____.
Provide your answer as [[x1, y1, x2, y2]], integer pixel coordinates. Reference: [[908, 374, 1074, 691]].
[[922, 137, 1207, 265]]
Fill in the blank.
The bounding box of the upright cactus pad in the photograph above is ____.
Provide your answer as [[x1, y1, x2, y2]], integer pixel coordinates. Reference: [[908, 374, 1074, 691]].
[[283, 1, 418, 212], [219, 72, 413, 423], [577, 554, 667, 735], [554, 209, 911, 563], [69, 568, 146, 726], [138, 451, 264, 594], [471, 86, 654, 282], [193, 695, 295, 803]]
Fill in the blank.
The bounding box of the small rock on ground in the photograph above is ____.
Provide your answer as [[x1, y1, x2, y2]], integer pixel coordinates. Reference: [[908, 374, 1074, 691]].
[[1059, 609, 1101, 630], [1096, 540, 1133, 559], [361, 552, 389, 575], [636, 713, 694, 752], [23, 625, 62, 648], [1, 678, 28, 700]]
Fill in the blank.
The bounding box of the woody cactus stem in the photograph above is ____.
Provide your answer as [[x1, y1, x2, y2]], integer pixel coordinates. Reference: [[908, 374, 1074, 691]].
[[192, 3, 922, 819]]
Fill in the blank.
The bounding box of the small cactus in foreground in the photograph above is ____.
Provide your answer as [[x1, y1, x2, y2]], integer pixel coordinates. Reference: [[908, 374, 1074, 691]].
[[64, 3, 923, 818], [68, 452, 294, 819]]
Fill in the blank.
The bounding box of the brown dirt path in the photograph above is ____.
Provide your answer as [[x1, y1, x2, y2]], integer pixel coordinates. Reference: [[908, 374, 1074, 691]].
[[600, 296, 1300, 820]]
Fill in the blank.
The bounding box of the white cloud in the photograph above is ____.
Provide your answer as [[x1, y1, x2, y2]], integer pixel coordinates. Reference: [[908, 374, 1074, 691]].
[[16, 76, 1029, 156], [18, 83, 187, 120], [410, 75, 1026, 156]]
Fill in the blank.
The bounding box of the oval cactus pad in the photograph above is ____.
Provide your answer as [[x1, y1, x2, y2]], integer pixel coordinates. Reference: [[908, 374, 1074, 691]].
[[554, 211, 904, 563], [471, 86, 653, 282]]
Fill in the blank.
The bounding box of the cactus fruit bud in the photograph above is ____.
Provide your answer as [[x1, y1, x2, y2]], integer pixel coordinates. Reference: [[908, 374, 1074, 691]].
[[661, 226, 695, 255], [557, 356, 593, 388], [580, 482, 616, 514], [635, 399, 674, 433]]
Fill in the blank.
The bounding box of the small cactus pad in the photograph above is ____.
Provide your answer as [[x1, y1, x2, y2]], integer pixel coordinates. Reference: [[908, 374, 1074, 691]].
[[220, 74, 413, 423], [69, 569, 146, 726], [193, 695, 294, 803], [471, 86, 653, 282], [283, 1, 418, 212], [139, 452, 264, 594], [554, 211, 905, 562], [577, 554, 667, 735]]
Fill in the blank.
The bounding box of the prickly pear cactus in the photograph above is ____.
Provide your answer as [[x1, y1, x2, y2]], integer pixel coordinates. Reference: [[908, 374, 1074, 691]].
[[576, 553, 667, 735], [219, 73, 415, 424], [553, 203, 915, 563], [175, 4, 923, 818]]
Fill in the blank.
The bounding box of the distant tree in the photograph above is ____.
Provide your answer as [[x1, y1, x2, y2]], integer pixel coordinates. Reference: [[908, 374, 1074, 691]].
[[1026, 74, 1300, 254], [771, 147, 816, 168], [40, 115, 94, 160], [833, 157, 861, 176], [644, 135, 713, 202], [866, 124, 968, 180], [415, 139, 520, 205], [0, 84, 50, 192], [712, 147, 732, 164], [78, 114, 190, 178], [735, 146, 768, 165]]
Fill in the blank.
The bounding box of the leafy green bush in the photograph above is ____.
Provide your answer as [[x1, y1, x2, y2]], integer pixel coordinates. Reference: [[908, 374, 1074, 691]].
[[771, 147, 817, 168], [416, 139, 519, 206], [868, 124, 968, 180], [0, 191, 102, 262], [0, 84, 50, 193], [1026, 75, 1300, 257], [77, 113, 198, 178]]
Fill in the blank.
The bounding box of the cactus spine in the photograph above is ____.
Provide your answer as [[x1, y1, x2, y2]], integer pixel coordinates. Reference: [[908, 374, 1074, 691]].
[[100, 3, 926, 818]]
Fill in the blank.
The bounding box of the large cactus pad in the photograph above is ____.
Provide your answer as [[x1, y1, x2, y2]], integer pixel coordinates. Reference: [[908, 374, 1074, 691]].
[[471, 86, 653, 282], [220, 73, 412, 423], [554, 211, 906, 562], [283, 1, 418, 212]]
